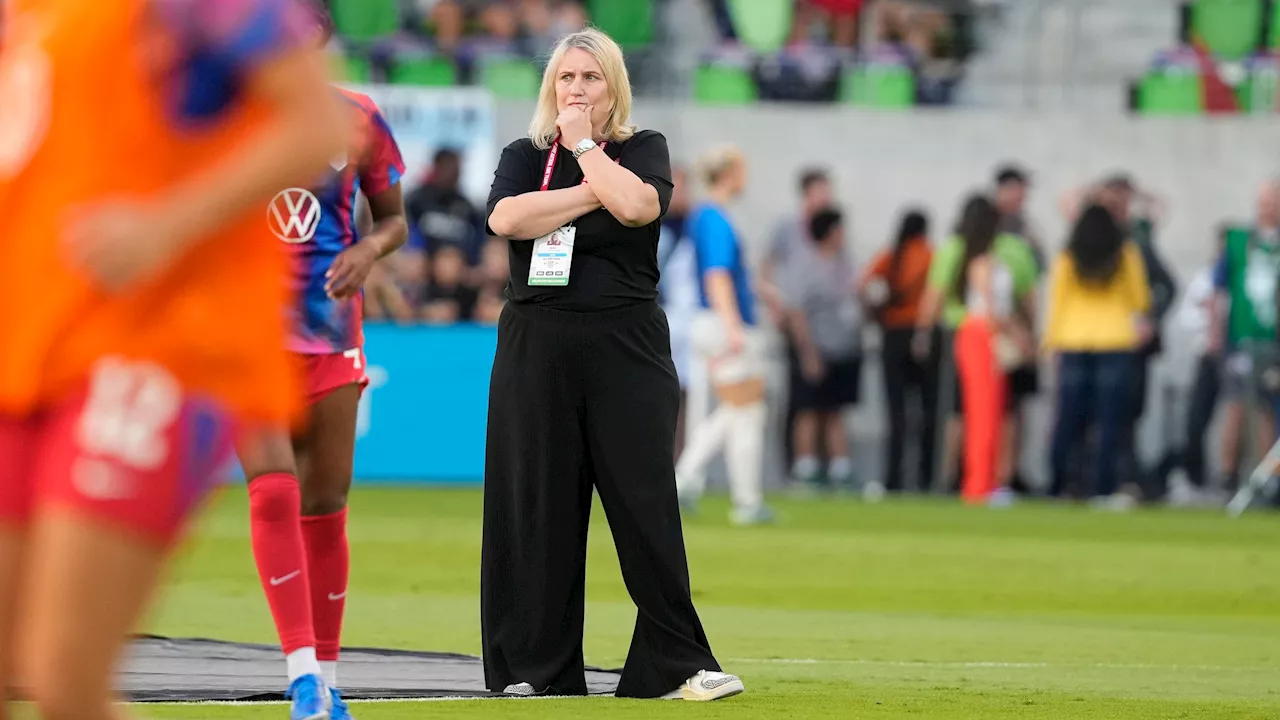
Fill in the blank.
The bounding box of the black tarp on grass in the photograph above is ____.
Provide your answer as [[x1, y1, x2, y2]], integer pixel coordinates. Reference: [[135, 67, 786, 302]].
[[121, 636, 621, 701]]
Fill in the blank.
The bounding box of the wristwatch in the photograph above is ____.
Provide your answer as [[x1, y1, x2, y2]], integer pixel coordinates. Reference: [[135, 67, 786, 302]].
[[571, 137, 597, 159]]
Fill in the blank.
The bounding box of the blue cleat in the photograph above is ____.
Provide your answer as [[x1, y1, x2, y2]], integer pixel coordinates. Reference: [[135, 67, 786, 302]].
[[287, 674, 329, 720], [329, 687, 354, 720]]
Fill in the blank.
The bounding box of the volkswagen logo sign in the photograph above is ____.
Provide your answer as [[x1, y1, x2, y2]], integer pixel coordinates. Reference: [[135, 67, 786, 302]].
[[268, 188, 321, 243]]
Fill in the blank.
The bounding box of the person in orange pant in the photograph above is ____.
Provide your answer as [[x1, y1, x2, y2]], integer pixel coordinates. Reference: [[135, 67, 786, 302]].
[[950, 197, 1035, 503]]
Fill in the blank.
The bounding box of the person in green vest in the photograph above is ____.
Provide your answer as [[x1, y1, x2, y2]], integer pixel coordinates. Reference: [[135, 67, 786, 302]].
[[1209, 180, 1280, 491], [912, 199, 1039, 502]]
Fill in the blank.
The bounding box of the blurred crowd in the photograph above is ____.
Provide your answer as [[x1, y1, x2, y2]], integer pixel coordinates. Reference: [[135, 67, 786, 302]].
[[363, 148, 509, 324], [367, 142, 1280, 514], [703, 0, 974, 104], [396, 0, 588, 56], [657, 151, 1280, 513]]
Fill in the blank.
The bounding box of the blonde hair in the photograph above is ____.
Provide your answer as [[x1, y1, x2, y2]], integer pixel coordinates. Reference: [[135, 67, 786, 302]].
[[529, 28, 636, 151], [696, 144, 744, 187]]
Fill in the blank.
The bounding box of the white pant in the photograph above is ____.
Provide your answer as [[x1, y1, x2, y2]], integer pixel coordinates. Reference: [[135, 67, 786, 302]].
[[676, 312, 767, 511], [689, 311, 768, 385]]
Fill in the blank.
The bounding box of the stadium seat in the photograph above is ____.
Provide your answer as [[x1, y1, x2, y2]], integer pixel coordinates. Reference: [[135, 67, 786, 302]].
[[389, 57, 458, 87], [841, 65, 916, 108], [479, 58, 541, 100], [1191, 0, 1263, 60], [338, 55, 373, 84], [727, 0, 793, 54], [1136, 71, 1205, 114], [1237, 67, 1280, 112], [332, 0, 401, 43], [693, 63, 757, 104], [587, 0, 654, 49]]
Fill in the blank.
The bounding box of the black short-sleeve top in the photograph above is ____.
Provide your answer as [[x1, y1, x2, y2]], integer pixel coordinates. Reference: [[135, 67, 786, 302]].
[[485, 129, 674, 312]]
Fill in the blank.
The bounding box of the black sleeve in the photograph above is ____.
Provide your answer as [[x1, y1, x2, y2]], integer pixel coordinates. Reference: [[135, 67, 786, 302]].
[[485, 139, 537, 237], [1143, 243, 1178, 322], [621, 130, 674, 218]]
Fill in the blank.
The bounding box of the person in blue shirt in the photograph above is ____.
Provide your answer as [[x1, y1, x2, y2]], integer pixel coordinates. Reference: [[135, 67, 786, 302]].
[[675, 146, 773, 525]]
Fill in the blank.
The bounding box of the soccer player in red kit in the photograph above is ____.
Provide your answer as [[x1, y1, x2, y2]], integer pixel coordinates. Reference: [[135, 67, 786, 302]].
[[236, 6, 409, 718], [0, 0, 344, 719]]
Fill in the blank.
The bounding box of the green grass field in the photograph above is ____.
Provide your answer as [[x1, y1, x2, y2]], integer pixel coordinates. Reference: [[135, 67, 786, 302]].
[[131, 488, 1280, 719]]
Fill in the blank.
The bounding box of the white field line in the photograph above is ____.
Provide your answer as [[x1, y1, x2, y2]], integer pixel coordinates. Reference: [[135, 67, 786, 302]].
[[729, 658, 1276, 671]]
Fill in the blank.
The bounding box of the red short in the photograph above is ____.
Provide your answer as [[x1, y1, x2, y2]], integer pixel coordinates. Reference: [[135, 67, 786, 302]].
[[296, 349, 369, 406], [0, 358, 234, 545]]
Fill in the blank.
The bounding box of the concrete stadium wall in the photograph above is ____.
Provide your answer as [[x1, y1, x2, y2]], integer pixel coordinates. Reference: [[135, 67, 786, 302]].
[[482, 103, 1275, 488]]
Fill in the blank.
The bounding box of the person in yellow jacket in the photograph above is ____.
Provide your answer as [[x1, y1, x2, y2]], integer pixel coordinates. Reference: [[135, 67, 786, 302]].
[[1045, 205, 1152, 505]]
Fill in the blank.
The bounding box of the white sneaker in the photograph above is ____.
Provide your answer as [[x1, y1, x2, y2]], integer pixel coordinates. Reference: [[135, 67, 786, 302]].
[[662, 670, 745, 701], [502, 682, 537, 696], [1167, 475, 1200, 507], [861, 479, 887, 503], [729, 505, 775, 526]]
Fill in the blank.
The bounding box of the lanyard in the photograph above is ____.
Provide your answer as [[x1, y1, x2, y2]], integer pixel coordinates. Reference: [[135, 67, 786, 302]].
[[540, 136, 614, 191]]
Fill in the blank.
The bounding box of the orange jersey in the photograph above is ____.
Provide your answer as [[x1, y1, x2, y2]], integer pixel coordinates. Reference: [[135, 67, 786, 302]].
[[0, 0, 310, 425]]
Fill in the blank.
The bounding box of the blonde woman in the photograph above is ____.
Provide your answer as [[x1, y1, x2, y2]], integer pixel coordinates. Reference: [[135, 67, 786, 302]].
[[482, 29, 744, 702], [674, 146, 773, 526]]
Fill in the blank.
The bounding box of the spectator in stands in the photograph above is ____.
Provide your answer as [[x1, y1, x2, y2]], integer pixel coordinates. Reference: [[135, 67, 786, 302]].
[[790, 0, 863, 48], [873, 0, 965, 104], [860, 209, 937, 494], [1045, 205, 1151, 507], [473, 236, 509, 324], [780, 208, 863, 493], [992, 164, 1042, 494], [949, 196, 1034, 504], [364, 262, 418, 323], [658, 167, 699, 461], [420, 244, 479, 323], [706, 0, 738, 42], [358, 197, 418, 323], [424, 0, 586, 57], [406, 148, 484, 263], [519, 0, 589, 50], [1209, 180, 1280, 492]]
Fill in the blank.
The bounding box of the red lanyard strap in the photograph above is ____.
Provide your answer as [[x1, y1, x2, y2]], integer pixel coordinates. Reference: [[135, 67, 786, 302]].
[[540, 136, 615, 191]]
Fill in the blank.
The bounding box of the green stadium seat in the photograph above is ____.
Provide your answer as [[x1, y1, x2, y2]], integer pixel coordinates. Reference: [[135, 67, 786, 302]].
[[841, 65, 915, 108], [1237, 67, 1280, 112], [479, 58, 541, 100], [693, 63, 757, 104], [337, 55, 373, 84], [332, 0, 401, 43], [390, 57, 458, 87], [727, 0, 792, 54], [1136, 71, 1205, 114], [1191, 0, 1263, 60], [587, 0, 654, 49]]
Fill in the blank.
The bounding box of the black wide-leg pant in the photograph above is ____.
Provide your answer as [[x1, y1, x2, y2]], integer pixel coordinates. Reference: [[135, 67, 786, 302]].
[[481, 300, 720, 698]]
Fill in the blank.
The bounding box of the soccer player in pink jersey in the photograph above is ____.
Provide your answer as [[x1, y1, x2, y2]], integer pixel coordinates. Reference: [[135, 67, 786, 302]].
[[235, 5, 409, 718]]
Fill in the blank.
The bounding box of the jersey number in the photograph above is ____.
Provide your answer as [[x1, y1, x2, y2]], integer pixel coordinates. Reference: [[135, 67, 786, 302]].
[[0, 34, 52, 176], [76, 358, 182, 472]]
